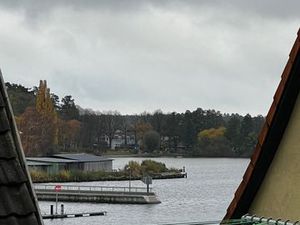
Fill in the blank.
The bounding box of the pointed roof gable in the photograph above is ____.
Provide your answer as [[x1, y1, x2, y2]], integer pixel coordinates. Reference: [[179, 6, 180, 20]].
[[0, 72, 44, 225], [224, 28, 300, 220]]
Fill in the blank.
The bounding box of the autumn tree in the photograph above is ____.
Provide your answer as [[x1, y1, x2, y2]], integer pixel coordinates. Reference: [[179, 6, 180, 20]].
[[18, 107, 42, 156], [58, 119, 81, 150], [19, 80, 58, 156], [133, 120, 152, 149], [103, 111, 122, 148], [195, 126, 232, 157], [8, 79, 264, 157], [36, 80, 56, 115], [198, 127, 226, 139]]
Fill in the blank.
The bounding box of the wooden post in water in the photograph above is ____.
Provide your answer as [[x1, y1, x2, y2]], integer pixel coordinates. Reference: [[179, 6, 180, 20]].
[[128, 167, 132, 192], [55, 193, 58, 214], [50, 205, 54, 215], [61, 204, 64, 215], [54, 185, 62, 214]]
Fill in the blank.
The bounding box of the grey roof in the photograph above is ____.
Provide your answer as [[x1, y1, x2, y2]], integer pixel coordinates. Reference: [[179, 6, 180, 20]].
[[0, 72, 43, 225], [53, 153, 113, 162], [27, 157, 76, 164], [26, 161, 52, 166]]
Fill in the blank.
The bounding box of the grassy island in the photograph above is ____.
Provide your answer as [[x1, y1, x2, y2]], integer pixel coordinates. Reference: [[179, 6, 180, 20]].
[[30, 160, 185, 183]]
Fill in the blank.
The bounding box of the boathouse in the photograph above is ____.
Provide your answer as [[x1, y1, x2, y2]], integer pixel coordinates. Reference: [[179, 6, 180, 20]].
[[26, 157, 79, 174], [53, 153, 113, 172], [224, 28, 300, 222], [27, 153, 113, 174], [0, 73, 43, 224], [26, 161, 52, 174]]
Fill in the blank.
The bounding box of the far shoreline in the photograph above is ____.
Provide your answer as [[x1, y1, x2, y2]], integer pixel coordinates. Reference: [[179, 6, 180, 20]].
[[104, 153, 250, 159]]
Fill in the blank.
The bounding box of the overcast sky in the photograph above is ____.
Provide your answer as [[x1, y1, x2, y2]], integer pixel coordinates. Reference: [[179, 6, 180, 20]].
[[0, 1, 299, 116]]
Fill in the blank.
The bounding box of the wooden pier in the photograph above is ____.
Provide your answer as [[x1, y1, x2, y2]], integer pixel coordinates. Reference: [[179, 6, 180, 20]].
[[35, 184, 161, 204]]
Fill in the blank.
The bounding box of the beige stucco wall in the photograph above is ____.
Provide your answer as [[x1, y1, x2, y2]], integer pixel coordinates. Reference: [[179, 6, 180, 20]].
[[249, 94, 300, 221]]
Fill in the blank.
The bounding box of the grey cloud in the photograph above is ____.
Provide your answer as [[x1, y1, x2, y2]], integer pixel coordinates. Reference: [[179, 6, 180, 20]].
[[0, 0, 299, 115], [1, 0, 300, 20]]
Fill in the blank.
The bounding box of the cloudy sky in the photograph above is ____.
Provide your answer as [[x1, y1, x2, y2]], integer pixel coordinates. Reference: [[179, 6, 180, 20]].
[[0, 1, 299, 115]]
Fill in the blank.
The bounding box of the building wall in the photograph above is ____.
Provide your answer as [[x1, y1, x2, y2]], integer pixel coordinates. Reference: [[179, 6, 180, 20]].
[[28, 162, 69, 174], [249, 93, 300, 221], [28, 165, 50, 173], [28, 160, 113, 174], [111, 134, 135, 149], [83, 161, 113, 172]]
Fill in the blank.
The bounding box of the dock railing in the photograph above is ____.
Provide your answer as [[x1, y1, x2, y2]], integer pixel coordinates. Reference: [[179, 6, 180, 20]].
[[34, 184, 152, 193]]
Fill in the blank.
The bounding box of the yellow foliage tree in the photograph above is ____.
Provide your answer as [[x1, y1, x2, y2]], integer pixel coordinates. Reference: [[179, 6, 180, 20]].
[[198, 127, 226, 140], [35, 80, 58, 145], [36, 80, 56, 115], [18, 80, 59, 156]]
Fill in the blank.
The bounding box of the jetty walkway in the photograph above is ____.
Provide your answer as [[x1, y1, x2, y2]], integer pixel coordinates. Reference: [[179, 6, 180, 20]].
[[34, 184, 161, 204]]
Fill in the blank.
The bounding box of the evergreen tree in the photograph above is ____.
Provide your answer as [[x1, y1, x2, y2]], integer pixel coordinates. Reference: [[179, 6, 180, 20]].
[[143, 130, 160, 153], [5, 82, 35, 116], [237, 114, 255, 156], [225, 116, 241, 152], [163, 112, 181, 152], [60, 95, 79, 120], [182, 110, 196, 150]]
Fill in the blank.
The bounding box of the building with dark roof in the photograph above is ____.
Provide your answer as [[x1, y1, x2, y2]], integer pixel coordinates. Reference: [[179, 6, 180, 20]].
[[224, 28, 300, 222], [53, 153, 113, 172], [27, 153, 113, 174], [26, 157, 79, 174], [0, 73, 44, 225], [26, 161, 52, 174]]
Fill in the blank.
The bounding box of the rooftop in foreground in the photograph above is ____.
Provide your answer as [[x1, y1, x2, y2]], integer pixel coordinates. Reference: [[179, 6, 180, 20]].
[[224, 28, 300, 222]]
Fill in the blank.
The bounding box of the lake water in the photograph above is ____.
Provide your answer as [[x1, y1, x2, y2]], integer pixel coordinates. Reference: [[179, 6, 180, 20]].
[[39, 157, 249, 225]]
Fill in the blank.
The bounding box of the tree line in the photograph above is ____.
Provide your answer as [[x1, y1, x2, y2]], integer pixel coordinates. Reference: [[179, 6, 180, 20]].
[[6, 81, 265, 157]]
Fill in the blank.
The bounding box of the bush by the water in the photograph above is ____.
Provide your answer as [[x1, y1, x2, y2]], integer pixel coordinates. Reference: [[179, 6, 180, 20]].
[[30, 169, 129, 183], [124, 160, 178, 176], [141, 160, 168, 173]]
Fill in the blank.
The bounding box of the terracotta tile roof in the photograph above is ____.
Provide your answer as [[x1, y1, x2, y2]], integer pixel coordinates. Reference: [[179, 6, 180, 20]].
[[0, 72, 44, 225], [224, 28, 300, 220]]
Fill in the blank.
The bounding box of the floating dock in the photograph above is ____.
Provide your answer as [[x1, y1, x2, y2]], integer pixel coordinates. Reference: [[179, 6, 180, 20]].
[[43, 211, 107, 220], [35, 184, 161, 204]]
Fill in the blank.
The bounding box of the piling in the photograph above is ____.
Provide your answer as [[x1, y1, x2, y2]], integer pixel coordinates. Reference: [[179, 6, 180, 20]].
[[61, 204, 64, 215], [50, 205, 54, 215]]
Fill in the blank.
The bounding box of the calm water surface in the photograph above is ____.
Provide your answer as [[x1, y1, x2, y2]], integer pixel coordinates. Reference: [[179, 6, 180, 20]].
[[39, 157, 248, 225]]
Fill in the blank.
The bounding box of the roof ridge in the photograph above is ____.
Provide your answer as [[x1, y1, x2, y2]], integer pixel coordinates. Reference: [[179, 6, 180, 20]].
[[0, 71, 44, 225], [224, 28, 300, 220]]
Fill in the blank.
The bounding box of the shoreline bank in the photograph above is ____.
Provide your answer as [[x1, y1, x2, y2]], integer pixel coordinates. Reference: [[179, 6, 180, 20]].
[[32, 172, 187, 183]]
